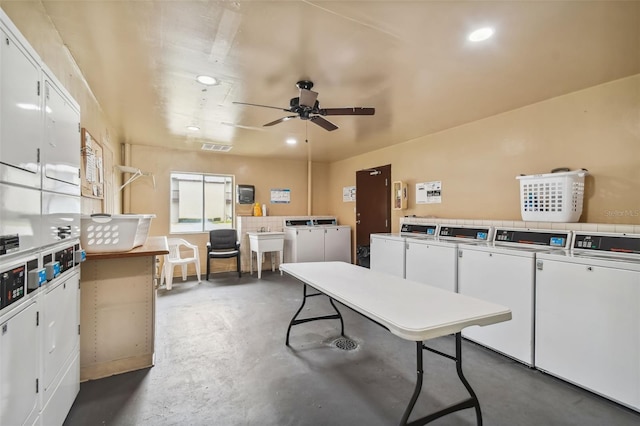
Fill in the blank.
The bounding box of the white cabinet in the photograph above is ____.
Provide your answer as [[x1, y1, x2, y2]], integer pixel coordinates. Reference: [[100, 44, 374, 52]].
[[42, 69, 81, 195], [0, 301, 40, 426], [0, 25, 43, 189]]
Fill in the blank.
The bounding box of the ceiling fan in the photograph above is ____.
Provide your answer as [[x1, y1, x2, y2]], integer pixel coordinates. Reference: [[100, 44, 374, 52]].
[[233, 80, 375, 131]]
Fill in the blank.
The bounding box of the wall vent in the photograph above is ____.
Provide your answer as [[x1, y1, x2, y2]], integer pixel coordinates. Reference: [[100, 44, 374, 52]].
[[201, 143, 232, 152]]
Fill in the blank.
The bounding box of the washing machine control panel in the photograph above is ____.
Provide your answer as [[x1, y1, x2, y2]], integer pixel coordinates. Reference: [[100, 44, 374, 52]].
[[439, 226, 491, 241], [495, 229, 571, 248], [401, 223, 438, 235], [1, 264, 25, 310], [574, 233, 640, 255]]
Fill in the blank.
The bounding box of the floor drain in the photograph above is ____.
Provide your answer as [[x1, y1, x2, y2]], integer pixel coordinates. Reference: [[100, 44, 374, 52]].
[[333, 337, 358, 351]]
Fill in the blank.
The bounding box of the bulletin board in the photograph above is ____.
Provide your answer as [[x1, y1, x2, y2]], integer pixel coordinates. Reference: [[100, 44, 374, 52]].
[[80, 128, 104, 199]]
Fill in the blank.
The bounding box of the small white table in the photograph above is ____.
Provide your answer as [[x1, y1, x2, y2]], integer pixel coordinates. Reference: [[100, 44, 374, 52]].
[[280, 261, 512, 426], [248, 231, 284, 279]]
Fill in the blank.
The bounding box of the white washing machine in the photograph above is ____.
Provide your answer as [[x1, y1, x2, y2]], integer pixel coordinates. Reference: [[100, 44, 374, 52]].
[[457, 228, 572, 366], [404, 224, 494, 292], [283, 218, 319, 263], [403, 224, 443, 284], [370, 223, 435, 278], [535, 232, 640, 411], [313, 219, 352, 263]]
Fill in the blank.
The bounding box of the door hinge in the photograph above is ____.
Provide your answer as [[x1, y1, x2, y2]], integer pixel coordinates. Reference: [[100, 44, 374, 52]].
[[36, 378, 39, 394], [78, 324, 81, 335], [78, 123, 81, 133], [37, 81, 40, 96], [385, 178, 388, 186], [536, 260, 543, 271], [37, 148, 40, 163], [385, 219, 388, 228], [36, 311, 39, 326], [2, 323, 7, 335], [458, 250, 463, 258]]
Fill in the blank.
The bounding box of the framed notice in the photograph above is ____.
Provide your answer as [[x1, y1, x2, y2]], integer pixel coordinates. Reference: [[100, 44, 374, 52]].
[[270, 188, 291, 204]]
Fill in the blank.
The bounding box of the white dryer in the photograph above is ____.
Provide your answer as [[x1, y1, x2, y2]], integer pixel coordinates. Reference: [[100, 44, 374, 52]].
[[457, 228, 572, 366], [535, 232, 640, 411], [406, 224, 493, 293]]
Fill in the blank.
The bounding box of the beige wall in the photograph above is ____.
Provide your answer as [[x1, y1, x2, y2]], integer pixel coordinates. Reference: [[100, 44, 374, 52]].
[[329, 74, 640, 233], [126, 144, 316, 273], [1, 2, 121, 214]]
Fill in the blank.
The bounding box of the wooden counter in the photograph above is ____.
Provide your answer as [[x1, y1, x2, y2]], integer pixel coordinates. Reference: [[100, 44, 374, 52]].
[[80, 237, 168, 381]]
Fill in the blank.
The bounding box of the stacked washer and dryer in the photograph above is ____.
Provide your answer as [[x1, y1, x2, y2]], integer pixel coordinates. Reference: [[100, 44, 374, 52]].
[[0, 9, 84, 426]]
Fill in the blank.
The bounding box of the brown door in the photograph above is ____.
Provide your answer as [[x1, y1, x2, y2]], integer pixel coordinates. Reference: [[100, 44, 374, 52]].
[[355, 164, 391, 267]]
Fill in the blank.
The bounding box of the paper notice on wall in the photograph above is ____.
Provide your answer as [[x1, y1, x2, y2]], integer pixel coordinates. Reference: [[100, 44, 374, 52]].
[[271, 188, 291, 204], [416, 181, 442, 204], [343, 186, 356, 202]]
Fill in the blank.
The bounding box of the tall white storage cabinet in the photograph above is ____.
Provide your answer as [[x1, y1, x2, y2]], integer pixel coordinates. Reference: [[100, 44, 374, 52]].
[[0, 9, 82, 426]]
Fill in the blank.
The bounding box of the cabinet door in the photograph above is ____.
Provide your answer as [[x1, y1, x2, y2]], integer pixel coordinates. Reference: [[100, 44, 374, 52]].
[[43, 273, 79, 399], [42, 76, 81, 194], [0, 301, 39, 426], [536, 259, 640, 409], [0, 28, 42, 188]]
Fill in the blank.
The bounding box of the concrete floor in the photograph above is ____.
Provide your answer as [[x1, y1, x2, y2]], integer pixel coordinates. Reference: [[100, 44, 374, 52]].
[[64, 271, 640, 426]]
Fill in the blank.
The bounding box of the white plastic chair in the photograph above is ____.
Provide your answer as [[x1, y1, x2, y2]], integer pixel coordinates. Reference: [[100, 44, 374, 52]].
[[161, 238, 201, 290]]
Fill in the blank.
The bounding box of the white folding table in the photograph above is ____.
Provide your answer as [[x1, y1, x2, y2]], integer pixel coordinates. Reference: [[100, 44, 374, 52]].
[[280, 261, 511, 426]]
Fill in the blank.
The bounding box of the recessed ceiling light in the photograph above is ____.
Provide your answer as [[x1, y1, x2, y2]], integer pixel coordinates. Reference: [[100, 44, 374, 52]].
[[186, 125, 200, 131], [286, 138, 297, 145], [468, 27, 494, 42], [196, 75, 218, 86]]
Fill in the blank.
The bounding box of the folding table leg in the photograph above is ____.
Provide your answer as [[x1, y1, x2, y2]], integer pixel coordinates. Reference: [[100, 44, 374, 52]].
[[285, 284, 345, 346], [400, 333, 482, 426]]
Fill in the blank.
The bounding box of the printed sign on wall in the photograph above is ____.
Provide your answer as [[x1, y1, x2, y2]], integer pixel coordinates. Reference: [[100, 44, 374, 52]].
[[270, 188, 291, 204], [416, 181, 442, 204]]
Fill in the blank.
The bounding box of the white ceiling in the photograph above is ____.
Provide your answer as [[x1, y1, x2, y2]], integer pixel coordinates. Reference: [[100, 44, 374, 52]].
[[39, 0, 640, 162]]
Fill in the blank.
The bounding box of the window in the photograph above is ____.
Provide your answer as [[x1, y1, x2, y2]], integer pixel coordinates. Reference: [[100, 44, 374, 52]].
[[170, 172, 234, 233]]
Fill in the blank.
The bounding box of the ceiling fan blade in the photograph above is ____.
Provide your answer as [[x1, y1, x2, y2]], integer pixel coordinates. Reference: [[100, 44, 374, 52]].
[[264, 116, 297, 127], [299, 89, 318, 108], [320, 107, 375, 116], [233, 101, 290, 112], [310, 116, 338, 131]]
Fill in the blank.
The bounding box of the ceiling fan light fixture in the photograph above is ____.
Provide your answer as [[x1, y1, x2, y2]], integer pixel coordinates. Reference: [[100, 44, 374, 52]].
[[468, 27, 494, 42], [196, 75, 219, 86]]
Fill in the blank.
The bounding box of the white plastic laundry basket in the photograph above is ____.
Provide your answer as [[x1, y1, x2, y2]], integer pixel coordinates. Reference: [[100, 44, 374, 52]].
[[516, 170, 588, 222], [81, 214, 155, 253]]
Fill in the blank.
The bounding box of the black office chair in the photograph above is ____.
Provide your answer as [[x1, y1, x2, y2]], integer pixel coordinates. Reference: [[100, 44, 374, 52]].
[[206, 229, 241, 279]]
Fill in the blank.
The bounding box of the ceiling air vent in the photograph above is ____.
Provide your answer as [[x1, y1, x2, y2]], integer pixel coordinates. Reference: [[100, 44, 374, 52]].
[[201, 143, 232, 152]]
